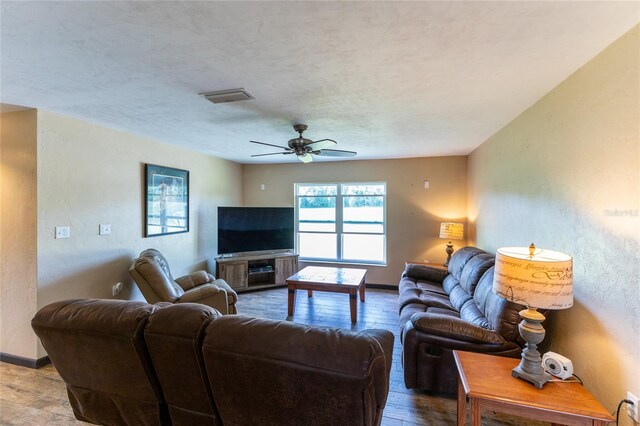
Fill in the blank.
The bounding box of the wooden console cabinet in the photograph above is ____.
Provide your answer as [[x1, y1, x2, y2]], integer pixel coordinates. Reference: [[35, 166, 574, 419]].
[[216, 252, 299, 292]]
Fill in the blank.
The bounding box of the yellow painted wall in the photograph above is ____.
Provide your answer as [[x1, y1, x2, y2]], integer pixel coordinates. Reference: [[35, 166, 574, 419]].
[[243, 156, 467, 284], [0, 110, 242, 359], [35, 110, 242, 311], [0, 110, 39, 359], [468, 25, 639, 421]]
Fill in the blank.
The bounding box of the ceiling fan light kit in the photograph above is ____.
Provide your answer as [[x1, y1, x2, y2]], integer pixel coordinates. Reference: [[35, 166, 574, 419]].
[[250, 124, 357, 163]]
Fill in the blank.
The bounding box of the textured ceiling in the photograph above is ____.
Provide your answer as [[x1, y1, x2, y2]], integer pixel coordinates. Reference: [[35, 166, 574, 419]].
[[1, 2, 638, 164]]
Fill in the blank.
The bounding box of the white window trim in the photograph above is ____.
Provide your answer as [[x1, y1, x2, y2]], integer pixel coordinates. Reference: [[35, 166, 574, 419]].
[[294, 182, 387, 266]]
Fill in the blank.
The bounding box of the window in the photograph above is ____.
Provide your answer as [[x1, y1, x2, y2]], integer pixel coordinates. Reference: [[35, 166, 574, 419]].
[[295, 182, 386, 264]]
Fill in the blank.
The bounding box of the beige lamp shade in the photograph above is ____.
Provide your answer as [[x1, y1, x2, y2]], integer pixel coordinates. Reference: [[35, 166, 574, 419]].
[[439, 222, 464, 240], [493, 245, 573, 310]]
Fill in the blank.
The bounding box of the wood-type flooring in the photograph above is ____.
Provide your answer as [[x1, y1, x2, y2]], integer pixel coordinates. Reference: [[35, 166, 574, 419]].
[[0, 287, 546, 425]]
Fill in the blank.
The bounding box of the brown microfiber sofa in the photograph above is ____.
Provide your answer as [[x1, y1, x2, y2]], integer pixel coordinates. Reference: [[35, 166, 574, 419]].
[[399, 246, 526, 394], [32, 299, 393, 426]]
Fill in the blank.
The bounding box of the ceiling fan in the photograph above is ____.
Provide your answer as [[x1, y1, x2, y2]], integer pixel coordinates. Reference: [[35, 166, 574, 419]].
[[250, 124, 357, 163]]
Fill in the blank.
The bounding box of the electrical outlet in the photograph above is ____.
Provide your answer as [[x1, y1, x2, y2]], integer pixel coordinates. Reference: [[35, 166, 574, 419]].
[[99, 224, 111, 235], [627, 391, 639, 423], [112, 282, 123, 296]]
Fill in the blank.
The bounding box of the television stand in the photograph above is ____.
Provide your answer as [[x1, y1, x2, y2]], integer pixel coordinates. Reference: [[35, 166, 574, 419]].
[[216, 252, 299, 292]]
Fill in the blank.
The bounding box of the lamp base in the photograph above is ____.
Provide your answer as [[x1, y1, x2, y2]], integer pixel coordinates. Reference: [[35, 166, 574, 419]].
[[513, 307, 551, 389], [443, 242, 454, 267], [512, 364, 551, 389]]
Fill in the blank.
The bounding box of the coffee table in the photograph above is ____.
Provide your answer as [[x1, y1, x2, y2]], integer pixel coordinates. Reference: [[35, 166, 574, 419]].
[[454, 350, 614, 425], [286, 266, 367, 323]]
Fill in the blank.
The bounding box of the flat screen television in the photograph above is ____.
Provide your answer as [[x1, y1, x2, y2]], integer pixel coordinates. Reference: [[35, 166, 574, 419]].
[[217, 207, 294, 255]]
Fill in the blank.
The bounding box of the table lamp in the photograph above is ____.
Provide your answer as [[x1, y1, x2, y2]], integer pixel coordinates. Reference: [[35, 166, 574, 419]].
[[439, 222, 464, 266], [493, 243, 573, 388]]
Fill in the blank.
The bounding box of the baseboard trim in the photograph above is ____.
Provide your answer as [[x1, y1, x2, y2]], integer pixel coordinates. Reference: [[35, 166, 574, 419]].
[[366, 283, 397, 290], [0, 352, 51, 369]]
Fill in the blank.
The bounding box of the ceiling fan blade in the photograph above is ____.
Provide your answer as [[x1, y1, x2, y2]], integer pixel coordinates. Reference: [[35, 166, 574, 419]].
[[251, 152, 291, 157], [306, 139, 337, 151], [317, 149, 357, 157], [249, 140, 290, 150], [297, 153, 314, 163]]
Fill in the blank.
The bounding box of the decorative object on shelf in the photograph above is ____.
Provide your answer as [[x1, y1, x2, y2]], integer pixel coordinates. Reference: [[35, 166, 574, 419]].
[[145, 164, 189, 237], [492, 243, 573, 389], [439, 222, 464, 266]]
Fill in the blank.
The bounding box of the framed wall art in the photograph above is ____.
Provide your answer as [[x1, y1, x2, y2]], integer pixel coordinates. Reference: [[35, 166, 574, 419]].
[[145, 164, 189, 237]]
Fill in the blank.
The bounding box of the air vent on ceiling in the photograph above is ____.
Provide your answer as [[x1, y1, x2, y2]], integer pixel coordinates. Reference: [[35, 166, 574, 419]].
[[200, 88, 255, 104]]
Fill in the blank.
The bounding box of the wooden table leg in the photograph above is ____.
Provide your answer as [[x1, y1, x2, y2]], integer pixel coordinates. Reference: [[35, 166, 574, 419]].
[[457, 379, 466, 426], [359, 281, 365, 302], [287, 287, 296, 317], [308, 290, 313, 297], [469, 398, 481, 426], [349, 292, 357, 323]]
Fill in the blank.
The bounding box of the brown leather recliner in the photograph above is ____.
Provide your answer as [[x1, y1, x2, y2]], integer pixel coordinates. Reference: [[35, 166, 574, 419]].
[[31, 299, 170, 425], [203, 316, 393, 426], [129, 248, 237, 314], [32, 299, 394, 426], [399, 246, 527, 394]]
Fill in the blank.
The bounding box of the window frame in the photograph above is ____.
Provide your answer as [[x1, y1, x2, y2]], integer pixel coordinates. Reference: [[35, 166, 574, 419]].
[[294, 181, 387, 266]]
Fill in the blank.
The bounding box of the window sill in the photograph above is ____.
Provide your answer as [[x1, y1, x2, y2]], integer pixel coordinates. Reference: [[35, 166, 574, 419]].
[[299, 259, 387, 267]]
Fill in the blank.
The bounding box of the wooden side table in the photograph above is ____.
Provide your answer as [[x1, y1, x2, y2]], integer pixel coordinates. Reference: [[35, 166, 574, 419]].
[[405, 261, 448, 271], [453, 351, 614, 426]]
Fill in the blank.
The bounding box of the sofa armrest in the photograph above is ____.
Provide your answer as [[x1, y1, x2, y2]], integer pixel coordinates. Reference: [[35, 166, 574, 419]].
[[359, 329, 393, 375], [175, 271, 212, 290], [178, 283, 222, 302], [177, 284, 229, 314], [403, 264, 449, 283], [410, 312, 506, 345], [359, 329, 394, 412]]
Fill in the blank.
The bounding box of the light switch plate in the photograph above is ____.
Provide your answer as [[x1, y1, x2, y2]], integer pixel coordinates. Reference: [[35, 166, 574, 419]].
[[55, 226, 70, 239], [99, 224, 111, 235]]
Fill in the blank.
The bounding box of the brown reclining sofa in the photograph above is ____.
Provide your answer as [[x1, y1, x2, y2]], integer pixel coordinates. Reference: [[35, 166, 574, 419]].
[[32, 299, 393, 426], [399, 246, 527, 394]]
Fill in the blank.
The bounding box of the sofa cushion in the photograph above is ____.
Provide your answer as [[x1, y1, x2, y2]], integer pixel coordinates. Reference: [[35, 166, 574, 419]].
[[441, 274, 460, 295], [399, 276, 447, 297], [447, 246, 486, 279], [414, 280, 447, 296], [458, 298, 490, 329], [144, 303, 222, 425], [448, 253, 495, 312], [426, 307, 460, 317], [398, 289, 454, 313], [473, 268, 525, 343], [459, 253, 495, 296], [448, 285, 473, 311]]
